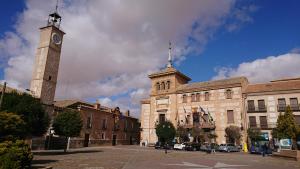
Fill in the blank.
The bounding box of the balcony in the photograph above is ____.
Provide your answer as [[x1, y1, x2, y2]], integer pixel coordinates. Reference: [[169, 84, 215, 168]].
[[277, 104, 300, 112], [248, 123, 276, 130], [247, 106, 267, 113], [183, 122, 215, 129]]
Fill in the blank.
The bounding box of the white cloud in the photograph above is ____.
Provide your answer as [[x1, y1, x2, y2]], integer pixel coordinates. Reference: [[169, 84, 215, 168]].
[[0, 0, 257, 116], [213, 53, 300, 83]]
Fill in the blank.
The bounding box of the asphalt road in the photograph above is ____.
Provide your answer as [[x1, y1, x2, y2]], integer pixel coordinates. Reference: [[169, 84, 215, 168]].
[[32, 145, 300, 169]]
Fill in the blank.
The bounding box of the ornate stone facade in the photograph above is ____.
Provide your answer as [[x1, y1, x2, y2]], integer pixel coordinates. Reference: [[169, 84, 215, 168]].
[[140, 63, 300, 145]]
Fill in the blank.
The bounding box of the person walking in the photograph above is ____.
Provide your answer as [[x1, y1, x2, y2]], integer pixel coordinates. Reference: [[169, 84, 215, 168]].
[[262, 143, 267, 157]]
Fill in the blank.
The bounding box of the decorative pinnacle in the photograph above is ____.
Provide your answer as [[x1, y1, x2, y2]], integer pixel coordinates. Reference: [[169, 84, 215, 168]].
[[167, 41, 172, 68]]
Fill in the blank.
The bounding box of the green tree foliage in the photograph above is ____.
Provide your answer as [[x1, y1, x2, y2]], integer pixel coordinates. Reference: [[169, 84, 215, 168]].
[[155, 121, 176, 143], [52, 109, 83, 152], [247, 128, 263, 142], [273, 106, 300, 150], [0, 140, 33, 169], [225, 125, 241, 144], [0, 92, 49, 137], [0, 112, 26, 141], [175, 125, 189, 143]]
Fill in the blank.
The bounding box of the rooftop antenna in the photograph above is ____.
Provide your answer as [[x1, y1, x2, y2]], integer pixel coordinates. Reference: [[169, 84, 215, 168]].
[[55, 0, 59, 13], [167, 41, 172, 68]]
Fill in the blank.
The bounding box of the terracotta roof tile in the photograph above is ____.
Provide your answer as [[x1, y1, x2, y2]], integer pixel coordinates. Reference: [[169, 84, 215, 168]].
[[176, 76, 248, 92], [244, 78, 300, 93]]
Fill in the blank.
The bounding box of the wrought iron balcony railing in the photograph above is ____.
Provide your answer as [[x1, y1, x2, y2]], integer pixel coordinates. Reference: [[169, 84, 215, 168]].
[[248, 123, 277, 129], [247, 106, 267, 113]]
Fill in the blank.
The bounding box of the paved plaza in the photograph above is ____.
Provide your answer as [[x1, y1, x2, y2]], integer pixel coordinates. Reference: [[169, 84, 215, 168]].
[[33, 146, 300, 169]]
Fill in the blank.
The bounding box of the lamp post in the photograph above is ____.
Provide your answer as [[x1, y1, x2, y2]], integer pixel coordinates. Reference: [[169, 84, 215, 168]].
[[47, 127, 54, 150]]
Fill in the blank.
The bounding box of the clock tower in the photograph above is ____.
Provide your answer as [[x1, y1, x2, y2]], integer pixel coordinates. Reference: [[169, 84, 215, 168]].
[[30, 9, 65, 106]]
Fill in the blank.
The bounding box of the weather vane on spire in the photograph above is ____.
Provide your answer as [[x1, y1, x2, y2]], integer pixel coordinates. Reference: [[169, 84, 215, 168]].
[[47, 0, 62, 28], [167, 41, 173, 68]]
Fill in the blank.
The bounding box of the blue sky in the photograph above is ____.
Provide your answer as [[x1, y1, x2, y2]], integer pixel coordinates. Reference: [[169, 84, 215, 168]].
[[1, 0, 300, 117]]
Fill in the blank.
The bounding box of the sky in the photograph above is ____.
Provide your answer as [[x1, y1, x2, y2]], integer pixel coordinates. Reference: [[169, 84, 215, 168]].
[[0, 0, 300, 118]]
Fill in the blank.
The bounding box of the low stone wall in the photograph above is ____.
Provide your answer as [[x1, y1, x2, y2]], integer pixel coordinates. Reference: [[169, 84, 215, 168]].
[[273, 150, 300, 161]]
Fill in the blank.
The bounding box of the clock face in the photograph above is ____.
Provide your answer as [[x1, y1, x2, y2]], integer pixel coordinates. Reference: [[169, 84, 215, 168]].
[[52, 33, 61, 45]]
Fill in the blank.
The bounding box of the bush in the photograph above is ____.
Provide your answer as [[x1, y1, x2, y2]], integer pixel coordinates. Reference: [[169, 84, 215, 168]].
[[0, 140, 33, 169]]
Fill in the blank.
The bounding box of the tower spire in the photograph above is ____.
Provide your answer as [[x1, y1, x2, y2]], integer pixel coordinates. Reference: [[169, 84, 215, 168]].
[[167, 41, 172, 68], [47, 0, 62, 28]]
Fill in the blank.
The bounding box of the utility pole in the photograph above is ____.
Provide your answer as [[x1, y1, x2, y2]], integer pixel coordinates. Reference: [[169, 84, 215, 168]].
[[0, 82, 7, 110]]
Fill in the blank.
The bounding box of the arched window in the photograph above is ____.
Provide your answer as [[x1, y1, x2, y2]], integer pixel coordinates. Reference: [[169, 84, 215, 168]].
[[182, 94, 187, 103], [156, 82, 160, 91], [204, 92, 210, 101], [196, 93, 201, 102], [161, 82, 165, 90], [191, 94, 196, 102], [226, 89, 232, 99], [166, 81, 170, 89]]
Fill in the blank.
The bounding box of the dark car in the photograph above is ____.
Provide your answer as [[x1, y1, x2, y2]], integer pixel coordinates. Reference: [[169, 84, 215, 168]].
[[250, 144, 272, 154], [155, 142, 174, 150], [185, 143, 201, 151]]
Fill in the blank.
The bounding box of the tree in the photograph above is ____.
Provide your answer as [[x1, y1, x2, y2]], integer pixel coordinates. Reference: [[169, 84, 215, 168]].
[[225, 125, 241, 144], [247, 128, 263, 142], [273, 106, 300, 149], [52, 109, 83, 152], [1, 92, 49, 137], [0, 112, 26, 141], [155, 121, 176, 144], [176, 125, 189, 143]]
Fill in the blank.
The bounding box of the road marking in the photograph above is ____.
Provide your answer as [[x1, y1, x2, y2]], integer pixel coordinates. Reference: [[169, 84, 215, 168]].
[[164, 161, 248, 169]]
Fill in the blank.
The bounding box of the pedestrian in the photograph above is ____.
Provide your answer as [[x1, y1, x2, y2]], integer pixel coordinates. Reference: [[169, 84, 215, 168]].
[[211, 144, 216, 154], [165, 143, 168, 154], [262, 143, 267, 157]]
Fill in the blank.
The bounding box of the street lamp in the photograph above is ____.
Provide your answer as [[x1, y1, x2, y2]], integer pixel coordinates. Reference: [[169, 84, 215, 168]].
[[47, 127, 54, 150]]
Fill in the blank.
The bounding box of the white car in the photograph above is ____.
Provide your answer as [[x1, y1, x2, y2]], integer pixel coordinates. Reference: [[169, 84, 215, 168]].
[[174, 143, 186, 150]]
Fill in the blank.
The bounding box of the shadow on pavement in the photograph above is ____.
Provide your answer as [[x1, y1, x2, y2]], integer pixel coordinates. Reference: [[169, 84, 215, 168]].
[[33, 150, 103, 156]]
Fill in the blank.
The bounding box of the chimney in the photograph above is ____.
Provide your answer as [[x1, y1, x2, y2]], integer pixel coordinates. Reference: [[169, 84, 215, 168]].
[[125, 110, 130, 117], [94, 99, 101, 110]]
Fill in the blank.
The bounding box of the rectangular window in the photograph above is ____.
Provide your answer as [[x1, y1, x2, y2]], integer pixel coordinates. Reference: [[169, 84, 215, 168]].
[[258, 100, 266, 111], [182, 94, 187, 103], [87, 117, 92, 129], [102, 119, 107, 129], [204, 92, 209, 101], [191, 94, 196, 102], [247, 100, 255, 111], [196, 93, 201, 102], [259, 116, 268, 129], [227, 110, 234, 124], [193, 112, 200, 124], [124, 120, 128, 131], [159, 114, 165, 124], [101, 132, 105, 139], [186, 115, 190, 124], [294, 115, 300, 125], [290, 98, 299, 111], [278, 98, 286, 111], [249, 116, 257, 128]]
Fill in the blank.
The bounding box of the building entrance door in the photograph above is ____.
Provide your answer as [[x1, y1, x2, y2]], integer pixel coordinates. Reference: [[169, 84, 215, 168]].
[[129, 136, 133, 145], [84, 134, 89, 147], [112, 135, 117, 146]]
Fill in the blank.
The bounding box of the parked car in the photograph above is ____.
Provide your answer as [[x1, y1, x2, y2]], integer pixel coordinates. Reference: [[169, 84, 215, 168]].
[[185, 143, 201, 151], [174, 143, 186, 150], [250, 144, 272, 154], [155, 142, 174, 150], [218, 144, 240, 152], [200, 142, 209, 151]]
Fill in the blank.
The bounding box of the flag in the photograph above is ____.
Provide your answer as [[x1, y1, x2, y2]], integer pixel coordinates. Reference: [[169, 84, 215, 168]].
[[183, 107, 188, 124], [199, 106, 205, 113]]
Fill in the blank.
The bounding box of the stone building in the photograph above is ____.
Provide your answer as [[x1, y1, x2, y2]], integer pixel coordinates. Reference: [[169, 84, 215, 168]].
[[140, 45, 300, 145], [54, 100, 140, 147], [244, 78, 300, 140]]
